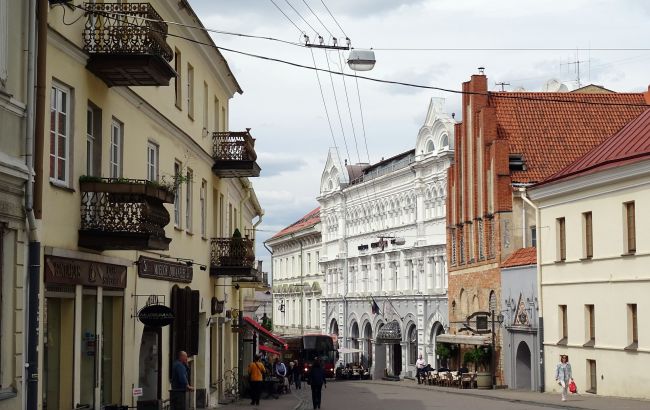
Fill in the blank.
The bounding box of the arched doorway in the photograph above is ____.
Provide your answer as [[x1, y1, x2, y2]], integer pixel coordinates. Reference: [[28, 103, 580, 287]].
[[363, 322, 373, 368], [515, 341, 532, 390], [429, 322, 445, 367], [407, 324, 418, 367], [329, 319, 339, 336], [350, 321, 360, 363]]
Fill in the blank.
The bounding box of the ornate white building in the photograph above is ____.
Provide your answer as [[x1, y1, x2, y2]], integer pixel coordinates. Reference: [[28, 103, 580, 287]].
[[318, 98, 454, 377], [267, 208, 323, 335]]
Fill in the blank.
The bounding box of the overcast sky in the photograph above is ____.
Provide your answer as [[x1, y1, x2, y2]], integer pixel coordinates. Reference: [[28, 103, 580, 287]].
[[188, 0, 650, 270]]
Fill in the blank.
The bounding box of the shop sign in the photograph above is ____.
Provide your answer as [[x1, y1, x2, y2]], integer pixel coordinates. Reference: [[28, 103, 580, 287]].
[[132, 387, 143, 397], [44, 256, 127, 288], [138, 256, 193, 283], [138, 304, 175, 327]]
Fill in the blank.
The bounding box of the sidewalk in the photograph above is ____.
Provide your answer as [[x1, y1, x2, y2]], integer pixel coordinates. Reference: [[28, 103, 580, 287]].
[[225, 388, 304, 410], [365, 379, 650, 410]]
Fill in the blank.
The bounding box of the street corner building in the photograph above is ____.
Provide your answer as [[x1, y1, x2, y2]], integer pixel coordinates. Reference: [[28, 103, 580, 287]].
[[14, 1, 269, 409], [446, 70, 650, 388], [529, 106, 650, 400], [266, 207, 323, 336], [318, 98, 454, 379]]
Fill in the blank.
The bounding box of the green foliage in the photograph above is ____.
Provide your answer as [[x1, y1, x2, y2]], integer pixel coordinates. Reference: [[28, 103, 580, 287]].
[[436, 343, 451, 359], [232, 228, 242, 238]]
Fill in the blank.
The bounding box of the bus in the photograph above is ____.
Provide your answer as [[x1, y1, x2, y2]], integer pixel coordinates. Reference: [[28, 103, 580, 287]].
[[281, 334, 338, 379]]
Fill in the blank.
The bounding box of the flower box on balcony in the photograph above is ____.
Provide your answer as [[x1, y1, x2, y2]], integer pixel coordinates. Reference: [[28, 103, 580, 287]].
[[79, 177, 175, 203]]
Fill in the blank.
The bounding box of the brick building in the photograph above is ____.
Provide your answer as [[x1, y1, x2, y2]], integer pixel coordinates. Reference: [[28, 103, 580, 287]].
[[445, 72, 649, 386]]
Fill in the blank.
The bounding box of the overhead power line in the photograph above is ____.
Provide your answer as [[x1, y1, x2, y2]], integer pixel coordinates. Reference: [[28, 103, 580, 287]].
[[372, 48, 650, 51], [301, 0, 334, 38], [75, 5, 650, 108], [319, 0, 348, 38], [283, 0, 320, 37], [268, 0, 305, 36]]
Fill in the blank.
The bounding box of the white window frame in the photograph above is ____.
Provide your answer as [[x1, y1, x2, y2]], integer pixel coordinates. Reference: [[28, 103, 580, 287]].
[[200, 179, 207, 238], [110, 119, 123, 178], [50, 83, 71, 184], [185, 168, 193, 232], [147, 141, 159, 181], [174, 161, 182, 228], [86, 106, 95, 176]]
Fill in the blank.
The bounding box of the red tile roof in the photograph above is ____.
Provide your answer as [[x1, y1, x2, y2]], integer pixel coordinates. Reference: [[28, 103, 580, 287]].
[[501, 247, 537, 269], [270, 207, 320, 240], [491, 92, 648, 183], [539, 109, 650, 185]]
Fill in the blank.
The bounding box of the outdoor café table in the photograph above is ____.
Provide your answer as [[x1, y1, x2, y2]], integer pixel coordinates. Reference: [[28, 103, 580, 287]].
[[261, 377, 280, 399]]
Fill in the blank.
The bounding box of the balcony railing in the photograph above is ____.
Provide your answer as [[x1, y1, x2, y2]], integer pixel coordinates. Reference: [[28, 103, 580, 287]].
[[212, 130, 261, 178], [210, 237, 259, 277], [78, 177, 173, 251], [83, 2, 176, 86]]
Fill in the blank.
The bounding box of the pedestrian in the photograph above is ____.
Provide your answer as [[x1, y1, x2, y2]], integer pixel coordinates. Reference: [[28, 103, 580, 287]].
[[170, 351, 194, 410], [415, 354, 426, 384], [288, 361, 294, 389], [555, 354, 573, 402], [274, 357, 288, 394], [248, 354, 266, 406], [308, 358, 327, 410], [293, 360, 302, 390]]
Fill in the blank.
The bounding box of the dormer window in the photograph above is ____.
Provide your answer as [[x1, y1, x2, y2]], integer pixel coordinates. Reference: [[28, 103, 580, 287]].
[[509, 154, 526, 171], [425, 140, 435, 153]]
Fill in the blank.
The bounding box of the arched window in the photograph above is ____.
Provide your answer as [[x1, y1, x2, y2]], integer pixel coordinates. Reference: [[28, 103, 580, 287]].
[[328, 179, 333, 190], [459, 289, 466, 317], [441, 134, 449, 149], [408, 324, 418, 365], [425, 139, 435, 153], [489, 290, 497, 312]]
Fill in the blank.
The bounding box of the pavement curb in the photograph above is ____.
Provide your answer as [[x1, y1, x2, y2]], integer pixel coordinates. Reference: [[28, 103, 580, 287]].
[[361, 380, 634, 410]]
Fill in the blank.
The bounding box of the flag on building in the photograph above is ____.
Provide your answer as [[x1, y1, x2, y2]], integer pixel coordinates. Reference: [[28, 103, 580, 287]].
[[370, 296, 380, 315]]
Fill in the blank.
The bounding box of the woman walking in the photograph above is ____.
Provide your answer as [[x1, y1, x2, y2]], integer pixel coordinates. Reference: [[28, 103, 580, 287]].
[[248, 355, 266, 406], [308, 358, 327, 410], [555, 354, 573, 402]]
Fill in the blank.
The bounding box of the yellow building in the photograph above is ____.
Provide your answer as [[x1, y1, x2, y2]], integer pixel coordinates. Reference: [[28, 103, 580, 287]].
[[529, 106, 650, 399], [35, 2, 264, 409]]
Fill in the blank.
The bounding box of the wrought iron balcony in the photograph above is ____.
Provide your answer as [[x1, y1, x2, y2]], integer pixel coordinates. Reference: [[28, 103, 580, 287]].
[[210, 237, 259, 278], [212, 130, 261, 178], [78, 177, 174, 251], [83, 2, 176, 87]]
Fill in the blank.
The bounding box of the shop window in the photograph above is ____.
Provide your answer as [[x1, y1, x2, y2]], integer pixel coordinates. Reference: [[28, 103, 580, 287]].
[[44, 292, 76, 410]]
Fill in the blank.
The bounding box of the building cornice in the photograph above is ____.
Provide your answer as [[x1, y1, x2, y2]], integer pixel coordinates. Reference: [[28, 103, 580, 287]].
[[0, 90, 26, 116]]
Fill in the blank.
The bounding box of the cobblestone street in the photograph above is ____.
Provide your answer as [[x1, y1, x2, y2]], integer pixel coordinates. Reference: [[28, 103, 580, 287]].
[[230, 380, 650, 410]]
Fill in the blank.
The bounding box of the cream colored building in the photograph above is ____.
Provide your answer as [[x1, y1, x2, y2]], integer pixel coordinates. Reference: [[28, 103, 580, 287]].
[[0, 0, 30, 408], [36, 2, 264, 409], [528, 107, 650, 400], [267, 208, 323, 336]]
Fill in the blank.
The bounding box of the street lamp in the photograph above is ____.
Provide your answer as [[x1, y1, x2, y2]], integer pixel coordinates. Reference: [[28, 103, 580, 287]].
[[347, 49, 376, 71]]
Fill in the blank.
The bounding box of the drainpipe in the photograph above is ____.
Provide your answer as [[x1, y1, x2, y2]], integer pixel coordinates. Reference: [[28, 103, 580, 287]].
[[25, 2, 41, 410], [520, 188, 544, 393]]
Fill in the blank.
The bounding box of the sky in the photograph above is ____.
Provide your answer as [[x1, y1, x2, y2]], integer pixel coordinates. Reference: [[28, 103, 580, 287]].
[[187, 0, 650, 270]]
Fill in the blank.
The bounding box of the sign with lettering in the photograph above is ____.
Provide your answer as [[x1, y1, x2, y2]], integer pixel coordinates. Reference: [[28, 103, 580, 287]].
[[137, 304, 175, 327], [138, 256, 193, 283], [44, 256, 127, 288], [132, 387, 143, 397]]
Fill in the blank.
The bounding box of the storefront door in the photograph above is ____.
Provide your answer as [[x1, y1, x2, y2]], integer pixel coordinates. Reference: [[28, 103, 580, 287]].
[[44, 289, 75, 410]]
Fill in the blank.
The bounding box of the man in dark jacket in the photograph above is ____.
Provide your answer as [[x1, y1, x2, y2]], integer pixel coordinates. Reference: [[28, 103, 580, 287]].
[[308, 358, 327, 410], [171, 351, 194, 410], [292, 361, 302, 389]]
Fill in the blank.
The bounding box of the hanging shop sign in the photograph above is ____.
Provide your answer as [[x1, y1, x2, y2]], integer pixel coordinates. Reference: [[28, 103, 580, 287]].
[[138, 304, 175, 327], [44, 256, 127, 288], [138, 256, 193, 283], [211, 297, 225, 315]]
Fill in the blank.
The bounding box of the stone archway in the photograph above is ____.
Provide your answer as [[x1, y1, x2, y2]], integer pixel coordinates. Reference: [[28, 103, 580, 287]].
[[329, 318, 339, 337], [363, 322, 373, 369], [350, 321, 360, 363], [374, 320, 402, 380], [429, 322, 445, 368], [515, 341, 532, 390]]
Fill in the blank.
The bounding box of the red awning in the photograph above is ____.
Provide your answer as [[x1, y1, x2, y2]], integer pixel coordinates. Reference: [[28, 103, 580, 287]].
[[259, 345, 280, 356], [243, 316, 286, 348]]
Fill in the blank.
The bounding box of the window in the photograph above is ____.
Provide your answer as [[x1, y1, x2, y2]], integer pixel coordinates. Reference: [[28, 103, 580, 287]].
[[110, 119, 123, 178], [174, 49, 182, 109], [147, 142, 159, 181], [627, 304, 638, 349], [200, 179, 207, 238], [214, 96, 220, 131], [185, 169, 193, 232], [583, 212, 593, 258], [624, 201, 636, 253], [228, 203, 232, 235], [86, 104, 102, 177], [221, 106, 226, 131], [219, 194, 224, 236], [585, 304, 595, 346], [559, 305, 568, 344], [408, 325, 418, 365], [587, 359, 597, 393], [174, 161, 182, 227], [425, 140, 435, 153], [307, 253, 312, 274], [307, 299, 312, 327], [202, 81, 208, 132], [50, 84, 71, 183], [530, 225, 537, 248], [441, 134, 449, 149], [186, 63, 194, 119], [557, 217, 566, 261]]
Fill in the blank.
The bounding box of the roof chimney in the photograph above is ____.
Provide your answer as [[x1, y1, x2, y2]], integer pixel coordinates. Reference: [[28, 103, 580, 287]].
[[645, 85, 650, 105], [478, 66, 485, 75]]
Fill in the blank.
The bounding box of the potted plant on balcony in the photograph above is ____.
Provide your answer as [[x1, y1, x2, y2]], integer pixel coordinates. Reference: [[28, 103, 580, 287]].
[[220, 228, 245, 267], [79, 176, 175, 204]]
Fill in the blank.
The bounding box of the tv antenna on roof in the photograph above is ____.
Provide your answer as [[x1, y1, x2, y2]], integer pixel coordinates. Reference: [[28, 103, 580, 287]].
[[495, 82, 510, 91], [561, 50, 590, 88]]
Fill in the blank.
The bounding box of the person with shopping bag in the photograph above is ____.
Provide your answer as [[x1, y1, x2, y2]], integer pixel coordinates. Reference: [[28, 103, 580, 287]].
[[555, 354, 574, 402]]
